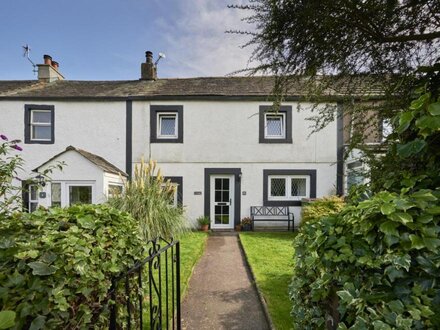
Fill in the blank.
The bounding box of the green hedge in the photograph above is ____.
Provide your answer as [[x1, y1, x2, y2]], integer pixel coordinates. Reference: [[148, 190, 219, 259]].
[[0, 204, 145, 329], [300, 196, 345, 227], [291, 189, 440, 329]]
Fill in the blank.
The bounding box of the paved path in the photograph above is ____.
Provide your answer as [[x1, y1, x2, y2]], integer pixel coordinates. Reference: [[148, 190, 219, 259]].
[[181, 234, 269, 330]]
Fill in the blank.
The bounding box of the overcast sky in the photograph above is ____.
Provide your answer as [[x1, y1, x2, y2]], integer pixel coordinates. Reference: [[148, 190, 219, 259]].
[[0, 0, 254, 80]]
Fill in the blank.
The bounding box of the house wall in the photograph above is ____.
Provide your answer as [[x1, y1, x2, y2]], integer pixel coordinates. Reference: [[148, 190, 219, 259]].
[[0, 100, 126, 177], [132, 100, 338, 226], [36, 150, 104, 207]]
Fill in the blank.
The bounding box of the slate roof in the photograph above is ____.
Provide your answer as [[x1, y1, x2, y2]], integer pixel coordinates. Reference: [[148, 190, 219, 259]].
[[0, 76, 385, 100], [34, 146, 128, 177]]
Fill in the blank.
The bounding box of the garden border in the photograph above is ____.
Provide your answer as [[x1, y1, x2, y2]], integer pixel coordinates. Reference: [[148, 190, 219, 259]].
[[237, 234, 275, 330]]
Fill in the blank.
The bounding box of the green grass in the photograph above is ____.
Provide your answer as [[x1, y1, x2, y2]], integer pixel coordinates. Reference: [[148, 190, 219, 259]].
[[239, 232, 296, 330], [179, 231, 209, 296]]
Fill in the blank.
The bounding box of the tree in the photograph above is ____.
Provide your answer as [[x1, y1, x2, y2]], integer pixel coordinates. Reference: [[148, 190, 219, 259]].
[[230, 0, 440, 144]]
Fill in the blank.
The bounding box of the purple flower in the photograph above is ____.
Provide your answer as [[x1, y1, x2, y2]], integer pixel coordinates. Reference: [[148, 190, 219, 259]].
[[0, 134, 7, 141], [11, 145, 23, 151]]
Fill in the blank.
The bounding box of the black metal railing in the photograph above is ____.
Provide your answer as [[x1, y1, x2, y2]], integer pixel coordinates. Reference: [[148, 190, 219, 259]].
[[109, 237, 181, 330]]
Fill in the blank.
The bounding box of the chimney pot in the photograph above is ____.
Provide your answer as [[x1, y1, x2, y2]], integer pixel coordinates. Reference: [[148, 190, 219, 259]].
[[43, 54, 52, 65], [141, 51, 157, 80], [52, 61, 59, 70], [145, 51, 153, 64]]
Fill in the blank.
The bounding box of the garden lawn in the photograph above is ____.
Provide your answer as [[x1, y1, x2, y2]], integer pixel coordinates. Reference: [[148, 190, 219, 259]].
[[179, 231, 209, 296], [239, 232, 296, 330]]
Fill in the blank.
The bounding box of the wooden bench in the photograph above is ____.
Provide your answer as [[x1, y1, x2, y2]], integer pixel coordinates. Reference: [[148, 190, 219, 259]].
[[250, 206, 294, 232]]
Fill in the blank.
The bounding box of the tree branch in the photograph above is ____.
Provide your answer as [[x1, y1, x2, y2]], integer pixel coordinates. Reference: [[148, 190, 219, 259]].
[[381, 31, 440, 42]]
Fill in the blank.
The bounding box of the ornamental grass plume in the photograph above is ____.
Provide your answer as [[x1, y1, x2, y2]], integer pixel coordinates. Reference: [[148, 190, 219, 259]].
[[108, 158, 187, 240]]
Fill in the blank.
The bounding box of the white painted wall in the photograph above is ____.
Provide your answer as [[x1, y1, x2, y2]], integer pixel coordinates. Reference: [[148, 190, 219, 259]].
[[132, 101, 337, 164], [131, 100, 338, 227], [0, 100, 126, 178]]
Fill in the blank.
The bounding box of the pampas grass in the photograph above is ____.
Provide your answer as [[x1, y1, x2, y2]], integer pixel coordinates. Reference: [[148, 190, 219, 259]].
[[108, 159, 188, 240]]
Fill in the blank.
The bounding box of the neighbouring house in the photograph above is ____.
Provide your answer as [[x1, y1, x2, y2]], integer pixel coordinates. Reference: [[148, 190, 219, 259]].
[[0, 52, 384, 229]]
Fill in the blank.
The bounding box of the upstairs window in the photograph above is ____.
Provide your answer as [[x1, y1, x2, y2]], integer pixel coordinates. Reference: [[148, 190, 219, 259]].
[[259, 106, 292, 143], [265, 113, 286, 139], [150, 105, 183, 143], [158, 113, 178, 138], [25, 105, 55, 144]]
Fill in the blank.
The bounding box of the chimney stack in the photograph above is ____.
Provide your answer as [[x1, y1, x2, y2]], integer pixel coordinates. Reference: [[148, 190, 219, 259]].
[[37, 54, 64, 82], [140, 51, 157, 80]]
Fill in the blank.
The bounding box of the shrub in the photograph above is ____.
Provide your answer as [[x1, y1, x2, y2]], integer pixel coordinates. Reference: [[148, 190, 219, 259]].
[[108, 159, 188, 240], [300, 196, 345, 227], [196, 216, 210, 226], [0, 204, 145, 329], [291, 189, 440, 329]]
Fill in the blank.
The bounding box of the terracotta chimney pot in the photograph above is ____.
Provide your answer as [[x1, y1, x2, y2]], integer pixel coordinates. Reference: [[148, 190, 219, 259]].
[[43, 54, 52, 65], [52, 61, 59, 70]]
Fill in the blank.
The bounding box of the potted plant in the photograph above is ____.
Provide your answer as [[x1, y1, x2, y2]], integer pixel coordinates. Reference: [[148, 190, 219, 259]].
[[241, 217, 252, 231], [197, 216, 210, 232]]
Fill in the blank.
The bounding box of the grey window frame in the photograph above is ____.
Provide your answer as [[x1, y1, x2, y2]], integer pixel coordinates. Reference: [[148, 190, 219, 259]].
[[263, 169, 316, 206], [150, 105, 183, 143], [24, 104, 55, 144], [259, 106, 292, 143]]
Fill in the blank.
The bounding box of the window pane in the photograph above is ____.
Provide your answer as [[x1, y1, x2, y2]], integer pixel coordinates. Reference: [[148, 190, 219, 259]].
[[266, 116, 283, 136], [30, 185, 38, 201], [69, 186, 92, 205], [291, 178, 307, 196], [32, 111, 51, 123], [51, 183, 61, 207], [32, 126, 52, 140], [108, 184, 123, 198], [270, 178, 285, 196], [30, 202, 38, 212], [160, 116, 176, 136]]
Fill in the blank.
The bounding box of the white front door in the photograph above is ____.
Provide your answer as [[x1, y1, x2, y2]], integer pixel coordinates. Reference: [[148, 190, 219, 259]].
[[210, 175, 234, 229]]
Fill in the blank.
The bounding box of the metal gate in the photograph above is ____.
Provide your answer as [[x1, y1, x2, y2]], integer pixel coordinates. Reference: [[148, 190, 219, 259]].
[[109, 238, 181, 330]]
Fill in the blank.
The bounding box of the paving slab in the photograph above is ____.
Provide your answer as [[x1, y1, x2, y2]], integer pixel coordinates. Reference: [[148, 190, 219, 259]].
[[182, 235, 269, 330]]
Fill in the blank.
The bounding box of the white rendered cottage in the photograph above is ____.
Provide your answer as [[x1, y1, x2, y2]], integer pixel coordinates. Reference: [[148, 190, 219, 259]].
[[0, 52, 352, 229]]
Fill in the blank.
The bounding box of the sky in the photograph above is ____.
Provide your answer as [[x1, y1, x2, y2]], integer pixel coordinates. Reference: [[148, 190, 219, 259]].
[[0, 0, 255, 80]]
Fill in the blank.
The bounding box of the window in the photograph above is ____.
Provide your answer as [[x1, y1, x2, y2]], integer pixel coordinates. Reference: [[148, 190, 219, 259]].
[[259, 106, 292, 143], [265, 113, 286, 139], [381, 118, 392, 142], [25, 105, 55, 144], [107, 184, 123, 198], [164, 176, 183, 206], [268, 175, 309, 201], [346, 161, 365, 192], [69, 185, 92, 205], [29, 184, 39, 212], [263, 169, 316, 206], [150, 105, 183, 143], [158, 113, 178, 138], [51, 183, 61, 207]]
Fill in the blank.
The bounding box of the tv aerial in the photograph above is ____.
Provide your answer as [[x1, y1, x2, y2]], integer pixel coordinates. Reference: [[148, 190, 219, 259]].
[[155, 52, 166, 65], [22, 44, 37, 74]]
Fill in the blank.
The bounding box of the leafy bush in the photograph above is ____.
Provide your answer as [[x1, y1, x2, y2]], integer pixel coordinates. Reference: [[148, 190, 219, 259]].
[[0, 204, 145, 329], [300, 196, 345, 227], [108, 159, 187, 240], [0, 135, 24, 216], [291, 189, 440, 329]]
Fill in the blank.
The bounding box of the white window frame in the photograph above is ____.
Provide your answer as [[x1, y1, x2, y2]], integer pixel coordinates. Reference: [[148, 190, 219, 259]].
[[30, 109, 52, 141], [28, 184, 39, 212], [264, 113, 286, 139], [48, 181, 95, 207], [157, 112, 178, 139], [268, 175, 310, 201]]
